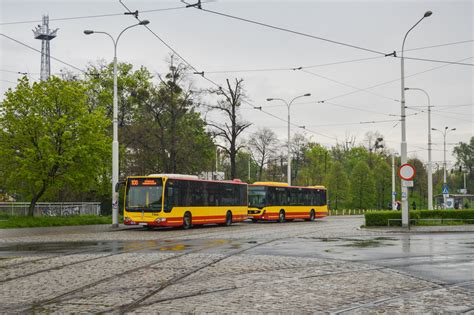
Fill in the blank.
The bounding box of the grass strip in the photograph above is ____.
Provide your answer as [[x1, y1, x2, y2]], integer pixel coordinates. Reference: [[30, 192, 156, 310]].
[[0, 215, 113, 229]]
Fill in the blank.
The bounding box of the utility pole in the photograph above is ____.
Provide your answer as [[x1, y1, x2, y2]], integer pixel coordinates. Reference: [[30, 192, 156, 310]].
[[405, 87, 433, 210], [432, 126, 456, 208], [84, 20, 150, 228], [399, 10, 432, 227], [392, 154, 397, 210], [267, 93, 311, 185]]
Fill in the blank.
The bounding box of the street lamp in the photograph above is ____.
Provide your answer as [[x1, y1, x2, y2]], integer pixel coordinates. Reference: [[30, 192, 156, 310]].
[[432, 126, 456, 208], [84, 20, 150, 228], [405, 87, 433, 210], [266, 93, 311, 185], [400, 10, 432, 227]]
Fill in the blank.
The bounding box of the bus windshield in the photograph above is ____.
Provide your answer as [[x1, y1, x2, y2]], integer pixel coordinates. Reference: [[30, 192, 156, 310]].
[[126, 178, 163, 212], [248, 186, 266, 208]]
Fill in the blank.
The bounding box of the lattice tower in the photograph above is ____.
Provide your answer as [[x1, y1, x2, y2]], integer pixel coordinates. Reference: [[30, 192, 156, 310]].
[[33, 15, 58, 81]]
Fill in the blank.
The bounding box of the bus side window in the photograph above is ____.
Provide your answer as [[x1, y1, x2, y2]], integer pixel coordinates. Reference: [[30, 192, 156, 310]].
[[190, 182, 205, 206], [321, 190, 327, 206]]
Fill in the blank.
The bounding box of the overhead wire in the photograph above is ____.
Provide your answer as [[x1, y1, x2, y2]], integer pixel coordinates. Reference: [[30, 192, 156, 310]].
[[0, 6, 189, 26], [399, 56, 473, 66], [300, 69, 399, 103], [402, 39, 474, 53], [194, 5, 473, 67], [0, 33, 87, 74], [317, 56, 473, 103], [118, 0, 339, 142], [193, 7, 387, 56]]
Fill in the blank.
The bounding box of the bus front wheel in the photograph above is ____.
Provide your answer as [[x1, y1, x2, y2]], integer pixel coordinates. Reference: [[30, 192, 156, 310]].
[[278, 210, 285, 223], [308, 209, 315, 221], [183, 212, 192, 229]]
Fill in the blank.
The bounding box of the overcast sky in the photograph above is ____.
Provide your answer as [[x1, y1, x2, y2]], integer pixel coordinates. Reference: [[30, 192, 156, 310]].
[[1, 0, 472, 170]]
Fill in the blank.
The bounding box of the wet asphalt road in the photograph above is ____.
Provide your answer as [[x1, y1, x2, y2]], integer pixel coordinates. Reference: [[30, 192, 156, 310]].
[[0, 218, 472, 290]]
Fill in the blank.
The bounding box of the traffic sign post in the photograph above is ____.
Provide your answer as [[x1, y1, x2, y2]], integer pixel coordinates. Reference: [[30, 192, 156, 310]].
[[442, 184, 449, 195], [398, 163, 416, 228], [398, 163, 416, 181]]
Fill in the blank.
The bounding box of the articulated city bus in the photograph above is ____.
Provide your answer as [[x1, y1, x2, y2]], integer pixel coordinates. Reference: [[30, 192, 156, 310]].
[[247, 182, 328, 222], [123, 174, 248, 228]]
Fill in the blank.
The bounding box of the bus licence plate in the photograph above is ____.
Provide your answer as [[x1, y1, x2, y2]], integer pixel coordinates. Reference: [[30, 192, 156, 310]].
[[138, 223, 148, 226]]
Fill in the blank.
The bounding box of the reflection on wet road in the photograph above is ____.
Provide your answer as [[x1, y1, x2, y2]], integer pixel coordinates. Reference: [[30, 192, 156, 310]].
[[0, 217, 472, 313], [248, 233, 474, 288]]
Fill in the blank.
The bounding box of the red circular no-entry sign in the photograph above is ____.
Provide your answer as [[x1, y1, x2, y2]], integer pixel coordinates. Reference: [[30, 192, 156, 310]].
[[398, 163, 416, 181]]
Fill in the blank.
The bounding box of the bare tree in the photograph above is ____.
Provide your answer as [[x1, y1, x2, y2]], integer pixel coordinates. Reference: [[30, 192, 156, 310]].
[[248, 127, 279, 181], [290, 133, 310, 183], [208, 79, 252, 179]]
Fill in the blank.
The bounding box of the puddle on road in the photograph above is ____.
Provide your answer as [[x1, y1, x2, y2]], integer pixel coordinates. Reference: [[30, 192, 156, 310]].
[[158, 244, 188, 251], [339, 239, 395, 248]]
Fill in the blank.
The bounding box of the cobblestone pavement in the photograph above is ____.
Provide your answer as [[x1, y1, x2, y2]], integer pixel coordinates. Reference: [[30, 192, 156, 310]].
[[0, 216, 472, 314]]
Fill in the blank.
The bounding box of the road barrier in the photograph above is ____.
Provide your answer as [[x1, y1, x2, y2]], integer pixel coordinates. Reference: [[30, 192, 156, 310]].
[[328, 209, 378, 216], [0, 202, 101, 217]]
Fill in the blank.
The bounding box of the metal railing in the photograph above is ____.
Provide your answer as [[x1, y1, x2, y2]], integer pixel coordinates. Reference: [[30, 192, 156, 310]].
[[328, 209, 379, 216], [387, 218, 474, 227], [0, 202, 101, 217]]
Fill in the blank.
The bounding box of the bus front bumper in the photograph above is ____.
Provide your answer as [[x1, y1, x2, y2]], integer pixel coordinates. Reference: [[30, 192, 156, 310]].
[[124, 216, 168, 227]]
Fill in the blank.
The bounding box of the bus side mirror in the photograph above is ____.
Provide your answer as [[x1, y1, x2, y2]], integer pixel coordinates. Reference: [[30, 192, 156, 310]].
[[115, 181, 125, 192]]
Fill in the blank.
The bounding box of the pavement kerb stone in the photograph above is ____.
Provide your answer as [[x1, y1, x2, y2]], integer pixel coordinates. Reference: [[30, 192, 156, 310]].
[[360, 225, 474, 234]]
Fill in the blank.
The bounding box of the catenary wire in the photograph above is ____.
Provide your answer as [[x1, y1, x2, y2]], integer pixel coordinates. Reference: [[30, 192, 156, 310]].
[[118, 0, 340, 141], [402, 39, 474, 53], [0, 33, 87, 74], [317, 56, 474, 103], [300, 69, 399, 102], [193, 7, 387, 56], [0, 6, 190, 26]]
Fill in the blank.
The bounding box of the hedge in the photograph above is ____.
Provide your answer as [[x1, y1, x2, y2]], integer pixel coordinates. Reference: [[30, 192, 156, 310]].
[[364, 210, 474, 226]]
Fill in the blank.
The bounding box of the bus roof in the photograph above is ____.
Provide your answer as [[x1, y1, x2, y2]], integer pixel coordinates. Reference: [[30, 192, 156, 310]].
[[147, 174, 198, 180], [307, 185, 327, 190], [252, 182, 289, 187], [127, 174, 247, 185], [251, 182, 326, 190]]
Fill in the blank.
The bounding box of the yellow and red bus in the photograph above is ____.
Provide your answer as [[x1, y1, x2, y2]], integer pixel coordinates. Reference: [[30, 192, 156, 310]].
[[123, 174, 248, 228], [247, 182, 328, 222]]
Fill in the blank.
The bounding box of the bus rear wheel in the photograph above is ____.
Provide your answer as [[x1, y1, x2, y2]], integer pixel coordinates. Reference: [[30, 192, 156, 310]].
[[278, 210, 285, 223], [183, 212, 192, 229], [225, 211, 232, 226], [309, 209, 315, 221]]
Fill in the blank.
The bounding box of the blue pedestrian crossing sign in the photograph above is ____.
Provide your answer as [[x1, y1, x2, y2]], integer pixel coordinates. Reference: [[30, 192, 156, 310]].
[[442, 184, 449, 195]]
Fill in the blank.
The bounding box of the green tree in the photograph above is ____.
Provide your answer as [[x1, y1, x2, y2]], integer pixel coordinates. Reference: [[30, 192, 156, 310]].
[[0, 77, 110, 215], [453, 137, 474, 193], [349, 160, 376, 209], [132, 62, 214, 175], [408, 158, 427, 209], [299, 144, 332, 185], [326, 161, 349, 209], [373, 158, 391, 209]]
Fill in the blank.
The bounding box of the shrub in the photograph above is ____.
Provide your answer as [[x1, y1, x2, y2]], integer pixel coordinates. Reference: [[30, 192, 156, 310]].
[[364, 211, 402, 226], [364, 210, 474, 226]]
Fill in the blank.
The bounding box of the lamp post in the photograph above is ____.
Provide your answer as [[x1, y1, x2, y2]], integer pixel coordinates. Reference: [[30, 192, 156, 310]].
[[405, 87, 433, 210], [400, 10, 432, 227], [84, 20, 150, 228], [266, 93, 311, 185], [432, 126, 456, 208], [392, 153, 398, 210]]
